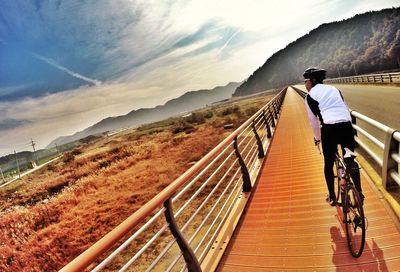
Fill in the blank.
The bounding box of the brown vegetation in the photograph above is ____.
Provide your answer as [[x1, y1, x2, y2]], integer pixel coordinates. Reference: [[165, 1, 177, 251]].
[[0, 93, 275, 271]]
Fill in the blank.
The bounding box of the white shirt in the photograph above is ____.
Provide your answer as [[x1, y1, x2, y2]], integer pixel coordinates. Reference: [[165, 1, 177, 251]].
[[305, 84, 351, 141]]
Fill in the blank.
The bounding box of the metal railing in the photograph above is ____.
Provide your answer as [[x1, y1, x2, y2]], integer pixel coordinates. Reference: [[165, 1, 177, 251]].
[[325, 72, 400, 85], [293, 87, 400, 189], [60, 88, 287, 272]]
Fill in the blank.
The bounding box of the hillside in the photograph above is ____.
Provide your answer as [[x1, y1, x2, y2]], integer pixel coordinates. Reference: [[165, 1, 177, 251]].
[[47, 82, 240, 147], [0, 92, 275, 271], [234, 7, 400, 96]]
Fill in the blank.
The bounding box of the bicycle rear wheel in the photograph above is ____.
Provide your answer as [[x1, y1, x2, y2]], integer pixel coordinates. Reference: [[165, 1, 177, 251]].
[[343, 185, 366, 258]]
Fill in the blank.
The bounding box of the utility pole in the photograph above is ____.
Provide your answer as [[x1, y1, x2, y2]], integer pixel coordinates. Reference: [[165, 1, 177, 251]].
[[336, 65, 342, 77], [0, 167, 4, 183], [31, 138, 39, 166], [14, 150, 21, 179], [353, 63, 358, 76]]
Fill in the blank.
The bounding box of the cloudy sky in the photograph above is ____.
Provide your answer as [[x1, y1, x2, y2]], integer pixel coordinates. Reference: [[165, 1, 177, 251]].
[[0, 0, 398, 155]]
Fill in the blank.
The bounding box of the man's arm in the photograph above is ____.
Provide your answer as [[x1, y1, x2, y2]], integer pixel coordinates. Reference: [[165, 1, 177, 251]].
[[305, 95, 321, 141]]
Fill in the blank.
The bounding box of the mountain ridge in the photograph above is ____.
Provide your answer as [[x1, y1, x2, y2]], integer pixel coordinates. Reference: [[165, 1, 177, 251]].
[[46, 81, 241, 147], [233, 7, 400, 96]]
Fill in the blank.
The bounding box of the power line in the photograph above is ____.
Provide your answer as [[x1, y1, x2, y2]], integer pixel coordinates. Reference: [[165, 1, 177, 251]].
[[0, 139, 38, 157], [14, 144, 33, 152]]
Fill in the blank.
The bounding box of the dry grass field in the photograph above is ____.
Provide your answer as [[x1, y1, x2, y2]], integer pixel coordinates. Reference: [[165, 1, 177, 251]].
[[0, 91, 277, 271]]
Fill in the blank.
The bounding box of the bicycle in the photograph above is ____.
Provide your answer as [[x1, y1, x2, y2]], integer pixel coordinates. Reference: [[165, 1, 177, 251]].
[[333, 147, 366, 258]]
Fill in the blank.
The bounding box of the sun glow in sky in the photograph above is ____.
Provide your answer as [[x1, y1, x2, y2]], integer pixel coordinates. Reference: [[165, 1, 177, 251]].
[[0, 0, 398, 154]]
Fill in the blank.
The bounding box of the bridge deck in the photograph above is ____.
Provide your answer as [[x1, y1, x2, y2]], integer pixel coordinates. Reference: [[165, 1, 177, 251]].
[[217, 87, 400, 271]]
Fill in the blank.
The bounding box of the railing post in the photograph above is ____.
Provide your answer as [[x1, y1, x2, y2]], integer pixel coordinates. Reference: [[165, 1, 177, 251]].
[[269, 108, 276, 127], [382, 129, 399, 189], [252, 121, 265, 158], [367, 76, 370, 83], [271, 102, 276, 118], [350, 112, 359, 148], [163, 198, 202, 272], [389, 74, 393, 83], [233, 136, 251, 192], [381, 75, 384, 83], [272, 103, 278, 119], [263, 110, 272, 138]]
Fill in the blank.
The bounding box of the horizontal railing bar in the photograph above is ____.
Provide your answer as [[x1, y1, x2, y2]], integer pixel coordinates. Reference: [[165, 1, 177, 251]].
[[243, 141, 258, 165], [353, 124, 385, 150], [188, 169, 241, 247], [262, 136, 271, 151], [174, 150, 236, 218], [254, 116, 264, 128], [172, 145, 233, 203], [145, 236, 176, 272], [255, 121, 265, 133], [389, 170, 400, 187], [248, 146, 261, 172], [237, 128, 254, 148], [254, 113, 268, 123], [259, 132, 267, 146], [119, 223, 170, 272], [167, 169, 241, 272], [355, 137, 383, 167], [392, 153, 400, 164], [180, 159, 239, 234], [394, 132, 400, 142], [240, 136, 256, 158], [91, 208, 166, 272], [325, 72, 400, 84], [246, 144, 258, 174], [237, 121, 255, 139], [352, 111, 392, 133], [197, 182, 243, 263]]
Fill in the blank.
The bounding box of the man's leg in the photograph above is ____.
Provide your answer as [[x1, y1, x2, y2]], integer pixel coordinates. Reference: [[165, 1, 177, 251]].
[[321, 126, 337, 203], [341, 122, 362, 194]]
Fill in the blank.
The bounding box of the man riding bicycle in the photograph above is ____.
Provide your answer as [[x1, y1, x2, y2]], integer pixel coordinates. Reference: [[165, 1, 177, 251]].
[[303, 67, 364, 206]]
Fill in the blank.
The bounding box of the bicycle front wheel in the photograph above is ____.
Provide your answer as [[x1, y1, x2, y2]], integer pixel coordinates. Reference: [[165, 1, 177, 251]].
[[333, 164, 342, 203], [343, 185, 366, 258], [334, 175, 341, 204]]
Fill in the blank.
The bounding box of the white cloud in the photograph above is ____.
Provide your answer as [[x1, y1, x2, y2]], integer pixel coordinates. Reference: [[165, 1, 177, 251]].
[[1, 0, 399, 154], [32, 54, 102, 86]]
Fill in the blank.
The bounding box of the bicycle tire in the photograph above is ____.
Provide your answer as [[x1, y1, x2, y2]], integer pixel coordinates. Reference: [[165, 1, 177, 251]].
[[343, 185, 366, 258], [333, 160, 342, 203]]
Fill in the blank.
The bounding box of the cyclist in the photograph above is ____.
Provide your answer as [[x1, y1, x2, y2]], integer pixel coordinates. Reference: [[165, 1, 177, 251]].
[[303, 67, 364, 206]]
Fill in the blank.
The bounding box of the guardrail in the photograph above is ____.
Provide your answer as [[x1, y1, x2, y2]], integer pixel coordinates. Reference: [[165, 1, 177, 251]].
[[324, 72, 400, 85], [293, 87, 400, 189], [60, 88, 287, 272]]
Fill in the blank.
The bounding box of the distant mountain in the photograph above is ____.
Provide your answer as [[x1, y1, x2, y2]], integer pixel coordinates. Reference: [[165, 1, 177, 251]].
[[234, 7, 400, 96], [47, 82, 241, 147]]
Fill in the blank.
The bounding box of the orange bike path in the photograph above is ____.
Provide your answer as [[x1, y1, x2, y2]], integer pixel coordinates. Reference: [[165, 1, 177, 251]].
[[217, 87, 400, 271]]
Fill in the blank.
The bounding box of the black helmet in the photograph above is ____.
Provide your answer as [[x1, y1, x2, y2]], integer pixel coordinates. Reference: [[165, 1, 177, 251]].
[[303, 67, 327, 81]]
